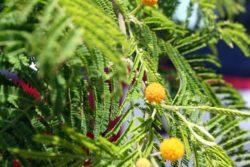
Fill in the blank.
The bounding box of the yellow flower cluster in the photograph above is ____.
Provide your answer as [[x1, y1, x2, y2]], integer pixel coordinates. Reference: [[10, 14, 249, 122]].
[[142, 0, 158, 6], [160, 137, 185, 161], [144, 84, 184, 162], [145, 83, 166, 103]]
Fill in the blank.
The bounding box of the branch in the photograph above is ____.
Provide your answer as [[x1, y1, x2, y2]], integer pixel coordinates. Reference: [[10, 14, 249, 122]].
[[162, 104, 250, 117]]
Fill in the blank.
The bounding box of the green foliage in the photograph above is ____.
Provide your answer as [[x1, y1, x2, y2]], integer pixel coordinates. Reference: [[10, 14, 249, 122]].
[[0, 0, 250, 166], [218, 22, 250, 56], [215, 0, 246, 19]]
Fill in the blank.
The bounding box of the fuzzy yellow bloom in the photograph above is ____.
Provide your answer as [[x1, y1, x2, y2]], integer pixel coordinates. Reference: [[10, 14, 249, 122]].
[[136, 158, 151, 167], [145, 83, 166, 103], [142, 0, 158, 6], [160, 137, 185, 161]]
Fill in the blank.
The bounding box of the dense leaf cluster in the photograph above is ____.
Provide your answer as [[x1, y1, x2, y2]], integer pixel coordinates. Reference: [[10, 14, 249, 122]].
[[0, 0, 250, 166]]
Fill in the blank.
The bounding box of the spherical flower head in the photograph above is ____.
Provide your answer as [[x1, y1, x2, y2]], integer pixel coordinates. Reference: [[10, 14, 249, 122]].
[[142, 0, 158, 6], [136, 158, 151, 167], [160, 137, 185, 161], [145, 83, 166, 103]]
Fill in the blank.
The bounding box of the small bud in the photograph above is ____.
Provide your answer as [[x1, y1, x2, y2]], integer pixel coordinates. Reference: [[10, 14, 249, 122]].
[[136, 158, 151, 167]]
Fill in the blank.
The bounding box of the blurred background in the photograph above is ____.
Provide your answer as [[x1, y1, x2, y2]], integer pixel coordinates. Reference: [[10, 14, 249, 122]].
[[173, 0, 250, 130]]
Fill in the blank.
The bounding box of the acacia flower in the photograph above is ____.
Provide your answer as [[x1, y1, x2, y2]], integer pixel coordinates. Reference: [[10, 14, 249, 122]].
[[160, 137, 185, 161], [145, 82, 166, 103], [142, 0, 158, 6]]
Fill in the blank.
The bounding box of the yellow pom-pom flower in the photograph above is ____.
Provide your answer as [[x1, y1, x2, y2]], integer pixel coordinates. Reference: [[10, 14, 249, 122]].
[[142, 0, 158, 6], [136, 158, 151, 167], [145, 83, 166, 103], [160, 137, 185, 161]]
